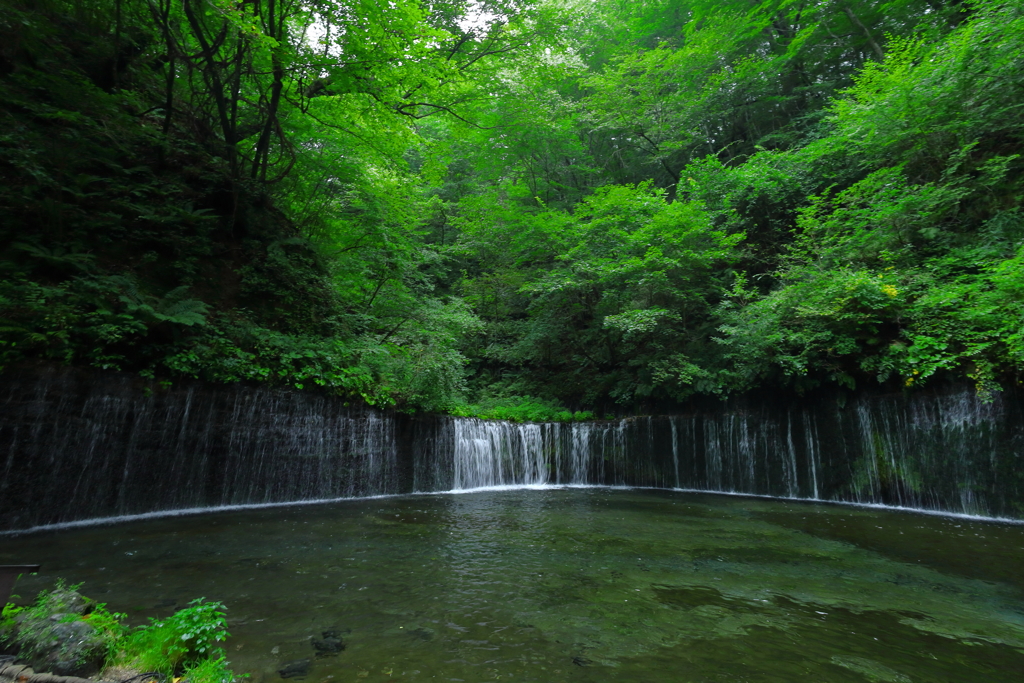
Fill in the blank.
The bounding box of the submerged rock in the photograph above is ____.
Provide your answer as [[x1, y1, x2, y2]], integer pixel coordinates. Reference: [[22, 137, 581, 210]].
[[278, 659, 311, 679], [311, 633, 344, 656]]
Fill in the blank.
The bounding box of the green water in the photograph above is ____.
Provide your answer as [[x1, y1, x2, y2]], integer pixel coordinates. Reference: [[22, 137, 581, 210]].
[[3, 489, 1024, 682]]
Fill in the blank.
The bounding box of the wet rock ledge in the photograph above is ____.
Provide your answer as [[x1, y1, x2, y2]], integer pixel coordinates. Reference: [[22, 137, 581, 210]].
[[0, 660, 98, 683]]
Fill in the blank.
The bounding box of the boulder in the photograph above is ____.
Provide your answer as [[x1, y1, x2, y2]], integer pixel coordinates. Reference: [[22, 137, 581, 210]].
[[2, 589, 105, 678], [38, 592, 93, 618], [34, 620, 104, 677]]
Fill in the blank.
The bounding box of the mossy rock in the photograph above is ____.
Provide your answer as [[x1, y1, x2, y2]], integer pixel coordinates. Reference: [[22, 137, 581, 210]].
[[3, 587, 106, 677]]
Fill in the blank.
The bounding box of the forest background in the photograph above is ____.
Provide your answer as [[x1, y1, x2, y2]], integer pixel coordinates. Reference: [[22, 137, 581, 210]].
[[1, 0, 1022, 420]]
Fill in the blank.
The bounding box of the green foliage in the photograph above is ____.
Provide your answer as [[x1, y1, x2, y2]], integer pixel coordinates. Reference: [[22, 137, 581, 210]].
[[716, 267, 907, 392], [708, 1, 1024, 398], [1, 580, 123, 673], [441, 0, 1024, 408], [3, 583, 234, 681], [453, 182, 743, 405], [0, 0, 504, 411], [181, 655, 236, 683], [451, 396, 596, 423], [831, 3, 1024, 180], [112, 599, 229, 675], [81, 605, 128, 652], [3, 0, 1024, 414]]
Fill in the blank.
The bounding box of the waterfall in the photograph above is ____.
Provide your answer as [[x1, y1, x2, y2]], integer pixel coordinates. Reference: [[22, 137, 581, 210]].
[[433, 388, 1022, 519], [3, 367, 1024, 532], [670, 417, 680, 489], [0, 368, 399, 531], [569, 423, 590, 483], [451, 419, 553, 489], [803, 411, 820, 499], [443, 418, 654, 490]]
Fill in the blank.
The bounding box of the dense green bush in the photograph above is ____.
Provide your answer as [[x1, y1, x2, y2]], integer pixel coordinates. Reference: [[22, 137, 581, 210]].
[[451, 396, 597, 423], [2, 583, 236, 683], [110, 598, 231, 680]]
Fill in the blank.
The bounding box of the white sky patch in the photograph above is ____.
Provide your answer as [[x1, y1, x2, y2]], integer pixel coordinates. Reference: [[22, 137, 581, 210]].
[[459, 1, 499, 34], [301, 13, 342, 60]]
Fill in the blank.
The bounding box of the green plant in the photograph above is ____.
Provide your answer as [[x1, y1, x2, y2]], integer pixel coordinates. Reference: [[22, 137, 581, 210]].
[[451, 396, 597, 423], [1, 604, 17, 619], [113, 599, 229, 675], [0, 579, 124, 675], [82, 603, 128, 658], [2, 579, 87, 622], [3, 582, 237, 681], [182, 655, 237, 683]]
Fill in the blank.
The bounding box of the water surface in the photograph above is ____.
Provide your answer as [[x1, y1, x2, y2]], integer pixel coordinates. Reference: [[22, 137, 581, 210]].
[[3, 489, 1024, 682]]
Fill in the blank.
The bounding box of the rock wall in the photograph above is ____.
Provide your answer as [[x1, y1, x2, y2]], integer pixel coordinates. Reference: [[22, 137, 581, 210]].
[[2, 366, 1023, 532], [0, 367, 398, 531]]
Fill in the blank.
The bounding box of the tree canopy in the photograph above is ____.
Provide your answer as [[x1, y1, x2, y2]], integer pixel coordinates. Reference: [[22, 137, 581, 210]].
[[2, 0, 1022, 417]]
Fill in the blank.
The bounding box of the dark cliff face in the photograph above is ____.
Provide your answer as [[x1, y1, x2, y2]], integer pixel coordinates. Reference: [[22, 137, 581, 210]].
[[2, 366, 1023, 532]]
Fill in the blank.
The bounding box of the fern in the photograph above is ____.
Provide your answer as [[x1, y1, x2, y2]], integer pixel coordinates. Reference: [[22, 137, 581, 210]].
[[12, 242, 95, 273], [156, 298, 209, 327]]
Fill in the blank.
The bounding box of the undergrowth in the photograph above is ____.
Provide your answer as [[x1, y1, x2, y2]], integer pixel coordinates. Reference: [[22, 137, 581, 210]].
[[450, 396, 603, 423], [1, 582, 236, 683], [109, 598, 232, 682]]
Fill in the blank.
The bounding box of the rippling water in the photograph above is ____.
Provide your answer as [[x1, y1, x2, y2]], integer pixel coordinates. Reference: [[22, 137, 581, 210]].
[[3, 489, 1024, 682]]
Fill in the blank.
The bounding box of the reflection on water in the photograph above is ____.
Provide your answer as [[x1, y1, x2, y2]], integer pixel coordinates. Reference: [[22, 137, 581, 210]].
[[3, 489, 1024, 682]]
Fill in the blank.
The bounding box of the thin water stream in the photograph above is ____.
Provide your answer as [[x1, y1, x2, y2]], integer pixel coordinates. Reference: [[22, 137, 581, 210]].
[[3, 489, 1023, 682]]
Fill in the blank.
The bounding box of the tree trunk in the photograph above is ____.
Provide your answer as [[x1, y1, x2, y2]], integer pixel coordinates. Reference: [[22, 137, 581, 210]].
[[843, 5, 885, 61]]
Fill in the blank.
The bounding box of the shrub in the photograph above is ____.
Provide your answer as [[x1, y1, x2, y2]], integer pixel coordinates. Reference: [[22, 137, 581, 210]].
[[2, 583, 236, 682], [111, 598, 229, 676]]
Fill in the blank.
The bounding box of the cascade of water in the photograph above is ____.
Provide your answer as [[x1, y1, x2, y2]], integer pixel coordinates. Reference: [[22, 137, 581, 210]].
[[803, 411, 820, 500], [900, 388, 1001, 516], [523, 422, 546, 484], [450, 418, 556, 489], [448, 416, 683, 490], [569, 422, 591, 483], [738, 415, 756, 492], [3, 367, 1024, 531], [642, 416, 654, 485], [453, 418, 497, 488], [607, 420, 626, 485], [0, 369, 400, 530], [670, 417, 680, 489], [854, 400, 909, 507], [704, 418, 724, 492], [784, 415, 799, 498]]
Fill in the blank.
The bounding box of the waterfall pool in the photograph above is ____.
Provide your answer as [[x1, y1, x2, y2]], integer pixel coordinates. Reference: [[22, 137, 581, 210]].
[[3, 488, 1023, 682]]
